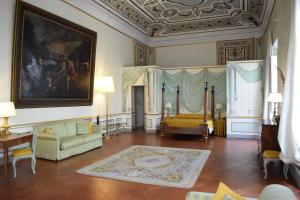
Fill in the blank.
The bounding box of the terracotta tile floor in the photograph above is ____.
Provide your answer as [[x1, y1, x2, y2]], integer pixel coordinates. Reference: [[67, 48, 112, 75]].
[[0, 131, 299, 199]]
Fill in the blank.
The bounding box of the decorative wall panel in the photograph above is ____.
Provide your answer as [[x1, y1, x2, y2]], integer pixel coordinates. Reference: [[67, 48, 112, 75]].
[[134, 40, 148, 66], [217, 38, 255, 65]]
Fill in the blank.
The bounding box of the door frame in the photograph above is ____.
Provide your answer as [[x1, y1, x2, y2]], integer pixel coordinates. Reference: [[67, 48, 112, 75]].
[[131, 86, 145, 130]]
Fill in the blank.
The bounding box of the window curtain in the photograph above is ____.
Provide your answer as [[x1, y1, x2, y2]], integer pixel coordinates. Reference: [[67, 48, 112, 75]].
[[278, 0, 300, 166], [262, 32, 272, 124]]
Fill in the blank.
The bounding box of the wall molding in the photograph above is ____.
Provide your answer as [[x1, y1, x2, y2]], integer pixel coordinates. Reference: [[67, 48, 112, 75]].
[[64, 0, 275, 47]]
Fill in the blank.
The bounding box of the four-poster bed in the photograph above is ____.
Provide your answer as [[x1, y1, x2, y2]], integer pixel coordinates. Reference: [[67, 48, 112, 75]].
[[160, 82, 215, 140]]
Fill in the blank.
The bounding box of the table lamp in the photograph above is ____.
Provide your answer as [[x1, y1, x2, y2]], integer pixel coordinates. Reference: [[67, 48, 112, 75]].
[[216, 103, 223, 119], [267, 92, 283, 125], [165, 102, 172, 118], [0, 102, 16, 136], [95, 76, 115, 140]]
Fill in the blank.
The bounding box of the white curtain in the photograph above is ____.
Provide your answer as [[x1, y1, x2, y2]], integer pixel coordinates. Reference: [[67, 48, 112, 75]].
[[262, 32, 272, 124], [278, 0, 300, 166]]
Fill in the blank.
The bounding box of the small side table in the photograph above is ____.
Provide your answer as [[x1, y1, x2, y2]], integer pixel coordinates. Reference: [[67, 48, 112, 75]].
[[214, 118, 226, 137]]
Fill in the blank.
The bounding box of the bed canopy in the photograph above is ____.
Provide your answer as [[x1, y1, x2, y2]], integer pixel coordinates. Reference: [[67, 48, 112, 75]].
[[122, 66, 226, 117]]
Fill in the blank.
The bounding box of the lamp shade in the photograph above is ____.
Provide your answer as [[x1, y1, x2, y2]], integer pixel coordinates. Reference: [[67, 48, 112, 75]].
[[0, 102, 16, 117], [94, 76, 115, 93], [165, 102, 172, 109], [267, 92, 283, 103], [216, 103, 223, 110]]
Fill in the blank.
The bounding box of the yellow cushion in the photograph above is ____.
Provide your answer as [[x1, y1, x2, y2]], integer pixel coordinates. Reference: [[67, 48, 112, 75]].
[[88, 122, 93, 134], [263, 150, 280, 159], [42, 127, 53, 134], [11, 148, 33, 157], [213, 182, 245, 200]]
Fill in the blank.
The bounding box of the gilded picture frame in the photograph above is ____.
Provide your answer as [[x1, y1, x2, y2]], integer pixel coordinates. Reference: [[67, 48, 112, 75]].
[[12, 1, 97, 108]]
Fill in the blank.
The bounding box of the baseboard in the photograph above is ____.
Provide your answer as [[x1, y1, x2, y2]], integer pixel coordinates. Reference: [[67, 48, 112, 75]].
[[125, 128, 132, 132], [227, 133, 258, 139], [145, 129, 157, 134]]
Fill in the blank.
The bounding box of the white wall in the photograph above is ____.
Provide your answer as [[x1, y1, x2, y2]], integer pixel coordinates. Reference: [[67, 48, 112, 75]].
[[155, 42, 217, 67], [0, 0, 133, 125]]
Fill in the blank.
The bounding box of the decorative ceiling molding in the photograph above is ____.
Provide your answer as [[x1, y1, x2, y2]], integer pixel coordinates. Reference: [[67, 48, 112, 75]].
[[63, 0, 151, 44], [63, 0, 275, 47]]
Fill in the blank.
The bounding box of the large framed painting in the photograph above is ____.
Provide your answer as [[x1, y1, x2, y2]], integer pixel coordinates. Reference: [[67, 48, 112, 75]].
[[12, 1, 97, 108]]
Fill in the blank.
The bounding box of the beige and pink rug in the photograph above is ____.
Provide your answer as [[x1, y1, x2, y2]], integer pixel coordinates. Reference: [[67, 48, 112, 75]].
[[77, 145, 210, 188]]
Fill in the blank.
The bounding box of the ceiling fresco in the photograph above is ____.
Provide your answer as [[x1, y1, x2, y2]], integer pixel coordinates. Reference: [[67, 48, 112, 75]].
[[95, 0, 267, 37]]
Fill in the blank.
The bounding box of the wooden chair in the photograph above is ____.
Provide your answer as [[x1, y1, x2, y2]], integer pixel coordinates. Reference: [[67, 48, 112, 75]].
[[262, 150, 289, 179], [10, 127, 37, 178]]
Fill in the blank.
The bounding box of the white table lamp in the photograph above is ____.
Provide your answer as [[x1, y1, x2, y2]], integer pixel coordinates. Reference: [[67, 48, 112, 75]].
[[95, 76, 115, 139], [0, 102, 16, 136], [267, 92, 283, 125], [216, 103, 223, 119]]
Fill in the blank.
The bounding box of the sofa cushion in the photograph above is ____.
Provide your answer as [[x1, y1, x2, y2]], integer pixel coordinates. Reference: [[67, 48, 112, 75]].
[[38, 123, 68, 137], [64, 121, 79, 136], [84, 133, 102, 143], [60, 135, 86, 150], [76, 122, 93, 135]]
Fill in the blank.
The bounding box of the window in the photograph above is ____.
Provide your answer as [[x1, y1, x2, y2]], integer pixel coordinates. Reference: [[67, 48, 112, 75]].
[[270, 39, 278, 92]]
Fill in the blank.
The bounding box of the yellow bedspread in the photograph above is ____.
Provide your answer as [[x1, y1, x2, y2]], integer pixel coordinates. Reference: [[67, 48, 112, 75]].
[[164, 118, 214, 129], [175, 114, 212, 120]]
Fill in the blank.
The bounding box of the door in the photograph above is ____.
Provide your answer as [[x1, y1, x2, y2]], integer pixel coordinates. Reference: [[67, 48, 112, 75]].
[[132, 86, 144, 129]]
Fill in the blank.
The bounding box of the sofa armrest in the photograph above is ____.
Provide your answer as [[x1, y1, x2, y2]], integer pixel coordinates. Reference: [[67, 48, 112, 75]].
[[36, 134, 60, 160], [258, 184, 297, 200], [92, 125, 102, 134]]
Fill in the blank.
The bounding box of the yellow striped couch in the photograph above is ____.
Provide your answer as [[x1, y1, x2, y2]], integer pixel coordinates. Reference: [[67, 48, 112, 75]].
[[36, 120, 102, 161]]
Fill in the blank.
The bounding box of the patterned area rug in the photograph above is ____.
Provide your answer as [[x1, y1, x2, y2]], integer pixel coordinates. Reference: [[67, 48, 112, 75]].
[[77, 145, 210, 188]]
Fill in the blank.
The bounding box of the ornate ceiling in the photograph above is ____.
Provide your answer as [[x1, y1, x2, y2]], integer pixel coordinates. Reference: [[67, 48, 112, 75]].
[[94, 0, 267, 37]]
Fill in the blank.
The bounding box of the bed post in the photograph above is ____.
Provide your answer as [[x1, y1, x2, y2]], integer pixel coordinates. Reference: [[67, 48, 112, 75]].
[[203, 82, 209, 141], [161, 83, 165, 121], [204, 82, 208, 123], [176, 86, 180, 115], [211, 86, 215, 120]]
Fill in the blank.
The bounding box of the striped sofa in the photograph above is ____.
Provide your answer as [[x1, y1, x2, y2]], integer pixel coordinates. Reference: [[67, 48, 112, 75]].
[[36, 120, 103, 161]]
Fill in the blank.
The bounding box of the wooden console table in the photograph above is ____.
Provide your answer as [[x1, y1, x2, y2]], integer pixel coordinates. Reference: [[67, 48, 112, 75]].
[[0, 132, 33, 180]]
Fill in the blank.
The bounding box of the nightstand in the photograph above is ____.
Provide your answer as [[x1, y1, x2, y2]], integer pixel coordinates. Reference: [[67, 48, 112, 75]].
[[214, 118, 226, 137]]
